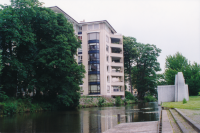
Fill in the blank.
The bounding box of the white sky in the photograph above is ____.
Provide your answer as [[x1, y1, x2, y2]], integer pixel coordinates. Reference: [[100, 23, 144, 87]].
[[1, 0, 200, 73]]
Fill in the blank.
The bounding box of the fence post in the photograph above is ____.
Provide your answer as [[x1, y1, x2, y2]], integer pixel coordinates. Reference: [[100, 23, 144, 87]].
[[117, 114, 120, 124]]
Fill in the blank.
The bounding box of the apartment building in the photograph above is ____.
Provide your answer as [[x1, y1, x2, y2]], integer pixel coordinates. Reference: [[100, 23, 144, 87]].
[[50, 6, 125, 97]]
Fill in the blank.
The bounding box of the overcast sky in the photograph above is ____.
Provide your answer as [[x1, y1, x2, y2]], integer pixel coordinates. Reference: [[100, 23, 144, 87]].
[[1, 0, 200, 73]]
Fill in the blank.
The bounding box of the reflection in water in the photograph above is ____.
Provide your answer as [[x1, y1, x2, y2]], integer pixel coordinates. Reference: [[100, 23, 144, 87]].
[[0, 102, 160, 133]]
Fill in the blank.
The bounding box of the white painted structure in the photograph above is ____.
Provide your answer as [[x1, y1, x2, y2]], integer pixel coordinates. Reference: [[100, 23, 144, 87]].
[[50, 6, 126, 97], [157, 72, 189, 105]]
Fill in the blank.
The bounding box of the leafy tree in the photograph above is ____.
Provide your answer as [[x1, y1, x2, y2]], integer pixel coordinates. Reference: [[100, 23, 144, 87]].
[[156, 73, 167, 85], [184, 63, 200, 95], [0, 0, 85, 107], [123, 36, 137, 94], [165, 52, 188, 85], [132, 43, 161, 100], [164, 52, 200, 96]]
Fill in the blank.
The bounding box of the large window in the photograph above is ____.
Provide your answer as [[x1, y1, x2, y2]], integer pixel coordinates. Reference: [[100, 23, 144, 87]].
[[88, 32, 99, 40], [89, 53, 99, 61], [88, 64, 100, 71], [89, 43, 99, 51], [89, 74, 100, 82], [89, 85, 100, 94]]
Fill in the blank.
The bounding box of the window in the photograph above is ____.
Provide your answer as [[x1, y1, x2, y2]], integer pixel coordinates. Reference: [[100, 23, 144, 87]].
[[89, 43, 99, 51], [94, 24, 99, 29], [78, 56, 82, 62], [106, 35, 109, 43], [78, 45, 82, 52], [107, 76, 110, 83], [88, 25, 93, 30], [79, 27, 82, 32], [107, 56, 109, 62], [88, 32, 99, 40], [89, 53, 99, 61], [88, 64, 100, 71], [107, 86, 110, 93], [78, 36, 82, 40], [107, 66, 109, 72], [106, 45, 109, 52], [89, 85, 100, 94], [89, 74, 100, 82]]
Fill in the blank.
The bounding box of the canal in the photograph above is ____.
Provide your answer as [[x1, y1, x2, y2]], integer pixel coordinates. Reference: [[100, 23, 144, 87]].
[[0, 102, 160, 133]]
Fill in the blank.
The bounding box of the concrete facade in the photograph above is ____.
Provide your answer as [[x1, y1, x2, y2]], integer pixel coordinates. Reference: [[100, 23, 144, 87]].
[[50, 6, 125, 97], [157, 72, 189, 105]]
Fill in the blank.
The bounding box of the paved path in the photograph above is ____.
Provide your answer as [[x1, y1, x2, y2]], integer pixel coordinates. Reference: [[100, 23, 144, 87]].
[[162, 110, 173, 133], [178, 109, 200, 125], [167, 110, 181, 133], [103, 121, 158, 133]]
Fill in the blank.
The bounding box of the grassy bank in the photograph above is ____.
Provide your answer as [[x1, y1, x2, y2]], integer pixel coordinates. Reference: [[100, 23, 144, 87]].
[[0, 98, 53, 115], [78, 96, 136, 108], [162, 96, 200, 110]]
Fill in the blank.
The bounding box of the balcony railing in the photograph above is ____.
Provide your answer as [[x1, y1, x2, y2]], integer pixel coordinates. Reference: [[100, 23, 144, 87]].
[[112, 61, 122, 63], [111, 42, 122, 44], [112, 70, 122, 73], [112, 88, 124, 92]]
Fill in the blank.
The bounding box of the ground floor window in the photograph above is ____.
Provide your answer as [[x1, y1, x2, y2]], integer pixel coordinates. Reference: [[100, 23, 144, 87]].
[[89, 85, 100, 94]]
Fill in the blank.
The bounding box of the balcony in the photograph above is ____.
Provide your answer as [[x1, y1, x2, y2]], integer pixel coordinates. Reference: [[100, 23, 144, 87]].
[[110, 86, 124, 95], [111, 57, 123, 67], [110, 47, 123, 57], [110, 37, 122, 48], [111, 67, 123, 76], [111, 76, 124, 85]]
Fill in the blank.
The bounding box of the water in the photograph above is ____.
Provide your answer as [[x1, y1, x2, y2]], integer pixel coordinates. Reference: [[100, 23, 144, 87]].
[[0, 102, 160, 133]]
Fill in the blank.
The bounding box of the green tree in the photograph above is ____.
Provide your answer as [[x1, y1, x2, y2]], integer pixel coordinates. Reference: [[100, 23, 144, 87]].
[[132, 43, 161, 100], [0, 0, 85, 107], [165, 52, 188, 85], [164, 52, 200, 96], [184, 63, 200, 95], [156, 73, 167, 85], [123, 36, 137, 94]]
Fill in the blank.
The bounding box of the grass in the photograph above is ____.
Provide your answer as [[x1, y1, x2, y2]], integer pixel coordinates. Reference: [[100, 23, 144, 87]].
[[162, 96, 200, 110]]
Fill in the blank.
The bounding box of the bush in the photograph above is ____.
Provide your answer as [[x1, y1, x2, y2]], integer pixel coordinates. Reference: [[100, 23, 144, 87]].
[[115, 96, 121, 105], [98, 97, 105, 106], [123, 98, 127, 104], [3, 103, 17, 114], [0, 91, 9, 102], [144, 95, 156, 102], [198, 92, 200, 96], [125, 91, 135, 100], [183, 98, 187, 104]]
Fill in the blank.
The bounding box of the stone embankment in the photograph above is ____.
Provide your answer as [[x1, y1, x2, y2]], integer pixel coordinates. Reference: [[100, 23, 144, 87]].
[[103, 108, 200, 133], [161, 108, 200, 133]]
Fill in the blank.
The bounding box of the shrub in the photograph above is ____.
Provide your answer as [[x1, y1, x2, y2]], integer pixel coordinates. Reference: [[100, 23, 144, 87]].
[[115, 96, 121, 105], [0, 91, 9, 102], [198, 92, 200, 96], [3, 103, 17, 114], [183, 98, 187, 104], [144, 95, 156, 102], [125, 91, 135, 100], [123, 98, 127, 104], [98, 97, 105, 106]]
